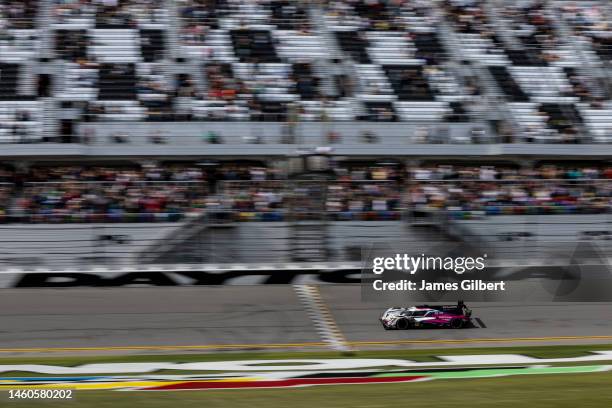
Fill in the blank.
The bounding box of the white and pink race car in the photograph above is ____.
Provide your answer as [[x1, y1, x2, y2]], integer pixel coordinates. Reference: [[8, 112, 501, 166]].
[[380, 301, 473, 330]]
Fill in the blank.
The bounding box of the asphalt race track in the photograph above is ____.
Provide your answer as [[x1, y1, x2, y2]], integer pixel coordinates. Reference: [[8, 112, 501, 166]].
[[1, 286, 612, 354], [0, 287, 318, 351], [320, 286, 612, 343]]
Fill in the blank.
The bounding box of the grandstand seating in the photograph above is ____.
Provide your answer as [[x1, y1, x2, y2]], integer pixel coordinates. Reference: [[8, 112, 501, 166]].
[[0, 0, 607, 143], [0, 99, 42, 143], [1, 1, 38, 30]]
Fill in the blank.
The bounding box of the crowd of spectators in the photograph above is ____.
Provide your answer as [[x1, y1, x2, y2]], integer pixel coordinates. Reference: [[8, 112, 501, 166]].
[[325, 182, 402, 220], [14, 164, 207, 222], [502, 0, 560, 65], [443, 0, 490, 35], [4, 163, 288, 222], [53, 0, 96, 25], [137, 63, 173, 119], [2, 0, 595, 139], [560, 1, 611, 62], [205, 63, 247, 102], [209, 163, 283, 218], [179, 0, 309, 41], [0, 162, 609, 222], [0, 108, 39, 143], [217, 163, 405, 221], [53, 0, 164, 27], [326, 164, 403, 220], [23, 164, 204, 182], [410, 164, 612, 181], [0, 0, 38, 29], [0, 168, 14, 219], [410, 164, 612, 217], [325, 0, 436, 32], [178, 0, 223, 45]]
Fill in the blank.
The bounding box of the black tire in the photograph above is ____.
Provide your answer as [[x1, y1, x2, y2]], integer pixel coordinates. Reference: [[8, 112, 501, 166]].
[[450, 319, 464, 329], [395, 318, 412, 330]]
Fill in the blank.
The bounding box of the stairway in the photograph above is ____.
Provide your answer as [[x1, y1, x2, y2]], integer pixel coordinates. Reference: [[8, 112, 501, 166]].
[[287, 179, 329, 262]]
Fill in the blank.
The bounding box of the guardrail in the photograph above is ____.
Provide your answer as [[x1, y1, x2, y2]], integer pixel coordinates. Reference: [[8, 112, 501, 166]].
[[0, 216, 609, 273], [77, 120, 496, 146]]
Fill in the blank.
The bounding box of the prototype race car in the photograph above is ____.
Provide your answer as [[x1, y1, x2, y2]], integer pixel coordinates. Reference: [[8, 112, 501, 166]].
[[380, 301, 473, 330]]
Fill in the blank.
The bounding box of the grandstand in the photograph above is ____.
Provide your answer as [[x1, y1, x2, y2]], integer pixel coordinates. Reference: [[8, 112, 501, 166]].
[[0, 0, 609, 270], [0, 0, 608, 145]]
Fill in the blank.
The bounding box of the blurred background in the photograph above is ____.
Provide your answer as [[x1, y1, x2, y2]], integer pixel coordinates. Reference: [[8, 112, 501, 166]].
[[0, 0, 611, 356]]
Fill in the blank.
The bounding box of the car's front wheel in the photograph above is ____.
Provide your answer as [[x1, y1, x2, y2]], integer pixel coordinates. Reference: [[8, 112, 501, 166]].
[[395, 318, 412, 330]]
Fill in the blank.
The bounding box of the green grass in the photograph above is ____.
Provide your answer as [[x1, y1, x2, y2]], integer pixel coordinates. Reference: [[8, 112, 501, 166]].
[[2, 344, 612, 407], [5, 372, 612, 408]]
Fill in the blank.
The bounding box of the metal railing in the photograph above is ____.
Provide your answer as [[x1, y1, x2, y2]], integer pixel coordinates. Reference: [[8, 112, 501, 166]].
[[0, 210, 609, 270]]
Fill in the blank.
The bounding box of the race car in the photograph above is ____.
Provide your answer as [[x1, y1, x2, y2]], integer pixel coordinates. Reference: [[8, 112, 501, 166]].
[[380, 301, 472, 330]]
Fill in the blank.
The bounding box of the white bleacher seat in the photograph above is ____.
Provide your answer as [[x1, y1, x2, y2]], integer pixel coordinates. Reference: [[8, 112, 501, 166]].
[[578, 103, 612, 143], [0, 30, 39, 63], [459, 34, 510, 66], [89, 29, 140, 63], [509, 66, 577, 103], [355, 64, 395, 101], [394, 101, 450, 122], [0, 100, 43, 142], [274, 30, 327, 62], [365, 31, 424, 66]]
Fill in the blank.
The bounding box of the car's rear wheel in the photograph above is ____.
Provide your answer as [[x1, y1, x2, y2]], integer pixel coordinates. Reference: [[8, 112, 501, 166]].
[[395, 318, 412, 330], [450, 319, 464, 329]]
